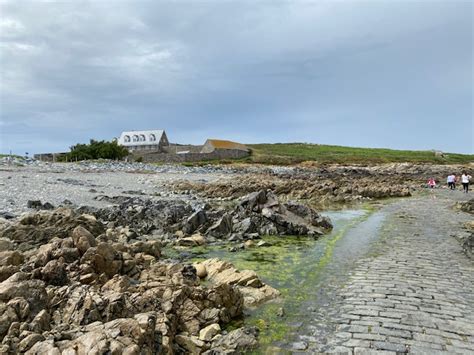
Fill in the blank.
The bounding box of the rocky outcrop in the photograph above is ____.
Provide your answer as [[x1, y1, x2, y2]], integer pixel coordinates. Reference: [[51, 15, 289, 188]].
[[197, 258, 280, 308], [0, 208, 251, 354], [76, 190, 332, 244], [170, 165, 418, 203], [233, 190, 332, 238], [455, 199, 474, 214]]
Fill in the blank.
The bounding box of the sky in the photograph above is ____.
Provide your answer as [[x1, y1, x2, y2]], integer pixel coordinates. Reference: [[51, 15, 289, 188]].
[[0, 0, 472, 155]]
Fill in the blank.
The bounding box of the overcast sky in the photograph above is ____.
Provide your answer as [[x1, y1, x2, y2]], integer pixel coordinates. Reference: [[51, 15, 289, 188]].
[[0, 1, 472, 155]]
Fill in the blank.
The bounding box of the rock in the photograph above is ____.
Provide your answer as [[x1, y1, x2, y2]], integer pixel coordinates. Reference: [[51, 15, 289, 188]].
[[72, 225, 97, 254], [18, 333, 45, 352], [178, 234, 206, 247], [25, 340, 60, 355], [239, 285, 281, 307], [244, 240, 254, 248], [193, 263, 207, 278], [207, 214, 233, 238], [176, 334, 206, 353], [0, 238, 14, 252], [27, 200, 43, 209], [456, 199, 474, 214], [185, 209, 207, 234], [201, 258, 279, 308], [30, 309, 50, 333], [0, 265, 19, 282], [256, 240, 271, 247], [41, 260, 68, 286], [0, 275, 48, 314], [81, 242, 122, 277], [130, 241, 161, 258], [210, 327, 259, 353], [199, 323, 221, 341], [0, 250, 24, 266], [292, 341, 308, 350]]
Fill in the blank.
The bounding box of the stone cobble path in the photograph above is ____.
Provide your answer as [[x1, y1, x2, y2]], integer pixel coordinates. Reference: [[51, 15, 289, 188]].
[[323, 193, 474, 354]]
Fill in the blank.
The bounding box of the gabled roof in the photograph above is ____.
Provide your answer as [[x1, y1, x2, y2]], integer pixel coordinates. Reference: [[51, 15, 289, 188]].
[[205, 139, 249, 151], [118, 129, 167, 146]]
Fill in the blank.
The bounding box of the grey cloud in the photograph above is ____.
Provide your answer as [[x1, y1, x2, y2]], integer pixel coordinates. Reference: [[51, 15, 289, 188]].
[[0, 0, 472, 154]]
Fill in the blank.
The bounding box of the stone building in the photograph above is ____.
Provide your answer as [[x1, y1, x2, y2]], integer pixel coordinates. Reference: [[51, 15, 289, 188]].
[[200, 139, 249, 154], [118, 130, 169, 152]]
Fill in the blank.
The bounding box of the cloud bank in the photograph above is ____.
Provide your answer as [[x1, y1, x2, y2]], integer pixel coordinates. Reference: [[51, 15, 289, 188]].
[[0, 1, 472, 154]]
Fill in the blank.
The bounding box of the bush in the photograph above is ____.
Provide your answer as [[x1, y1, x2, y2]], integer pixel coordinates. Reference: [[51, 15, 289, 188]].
[[65, 139, 129, 161]]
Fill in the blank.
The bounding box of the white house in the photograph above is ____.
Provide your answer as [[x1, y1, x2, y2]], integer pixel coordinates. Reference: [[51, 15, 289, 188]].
[[118, 130, 169, 151]]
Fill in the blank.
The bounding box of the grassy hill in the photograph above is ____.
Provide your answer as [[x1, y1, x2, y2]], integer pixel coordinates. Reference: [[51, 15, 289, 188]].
[[247, 143, 474, 165]]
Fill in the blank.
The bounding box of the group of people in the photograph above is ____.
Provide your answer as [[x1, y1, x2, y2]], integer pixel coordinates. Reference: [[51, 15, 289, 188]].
[[427, 171, 472, 193]]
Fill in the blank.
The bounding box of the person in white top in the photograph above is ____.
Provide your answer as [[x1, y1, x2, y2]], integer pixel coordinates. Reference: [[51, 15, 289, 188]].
[[447, 174, 456, 190], [461, 171, 471, 193]]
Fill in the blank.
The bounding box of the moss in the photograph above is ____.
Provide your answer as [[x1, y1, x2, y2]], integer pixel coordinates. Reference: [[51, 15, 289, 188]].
[[166, 206, 379, 350]]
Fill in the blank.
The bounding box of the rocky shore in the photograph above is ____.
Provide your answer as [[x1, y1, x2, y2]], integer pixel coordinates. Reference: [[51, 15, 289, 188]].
[[0, 206, 281, 354], [0, 160, 472, 353], [170, 163, 472, 204]]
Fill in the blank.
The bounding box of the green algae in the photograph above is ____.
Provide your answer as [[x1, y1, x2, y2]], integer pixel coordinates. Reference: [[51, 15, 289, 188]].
[[164, 207, 379, 350]]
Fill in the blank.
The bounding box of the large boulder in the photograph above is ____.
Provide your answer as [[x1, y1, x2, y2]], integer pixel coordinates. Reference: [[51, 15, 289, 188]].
[[201, 258, 280, 308]]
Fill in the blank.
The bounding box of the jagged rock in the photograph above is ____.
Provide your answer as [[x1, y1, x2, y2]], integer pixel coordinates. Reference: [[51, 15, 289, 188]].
[[72, 225, 97, 254], [0, 265, 19, 282], [0, 274, 48, 314], [201, 258, 280, 308], [41, 260, 68, 286], [199, 323, 220, 341], [176, 334, 206, 353], [0, 250, 24, 266], [209, 327, 259, 353], [207, 214, 233, 237], [18, 333, 44, 352], [30, 309, 50, 333], [185, 209, 207, 234], [81, 242, 123, 278]]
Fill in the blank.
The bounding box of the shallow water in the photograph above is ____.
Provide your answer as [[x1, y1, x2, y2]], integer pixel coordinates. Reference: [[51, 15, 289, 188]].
[[169, 206, 387, 352]]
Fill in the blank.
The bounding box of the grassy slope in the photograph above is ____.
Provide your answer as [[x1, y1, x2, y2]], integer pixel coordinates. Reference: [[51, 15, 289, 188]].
[[247, 143, 474, 165]]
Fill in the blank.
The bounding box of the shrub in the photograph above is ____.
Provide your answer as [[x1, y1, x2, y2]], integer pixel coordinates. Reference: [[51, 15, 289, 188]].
[[66, 139, 129, 161]]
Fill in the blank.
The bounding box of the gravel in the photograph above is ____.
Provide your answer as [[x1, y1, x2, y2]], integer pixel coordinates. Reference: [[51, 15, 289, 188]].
[[0, 160, 239, 216]]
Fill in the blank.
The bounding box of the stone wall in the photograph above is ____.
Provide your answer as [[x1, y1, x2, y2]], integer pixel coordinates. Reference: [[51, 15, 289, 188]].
[[132, 149, 249, 163], [163, 144, 203, 154]]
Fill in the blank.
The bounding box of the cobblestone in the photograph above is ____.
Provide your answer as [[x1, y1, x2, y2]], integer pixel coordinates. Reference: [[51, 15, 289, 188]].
[[319, 193, 474, 354]]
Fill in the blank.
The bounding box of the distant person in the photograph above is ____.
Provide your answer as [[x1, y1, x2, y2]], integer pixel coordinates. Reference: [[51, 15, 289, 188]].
[[447, 174, 456, 190], [428, 178, 436, 189], [461, 172, 471, 193]]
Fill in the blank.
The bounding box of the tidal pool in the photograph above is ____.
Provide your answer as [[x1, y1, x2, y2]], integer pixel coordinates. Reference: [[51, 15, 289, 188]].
[[167, 206, 386, 352]]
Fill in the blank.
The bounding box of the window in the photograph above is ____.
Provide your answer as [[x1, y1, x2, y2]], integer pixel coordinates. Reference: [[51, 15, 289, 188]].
[[124, 135, 131, 142], [149, 134, 156, 141], [139, 134, 146, 142], [132, 135, 139, 142]]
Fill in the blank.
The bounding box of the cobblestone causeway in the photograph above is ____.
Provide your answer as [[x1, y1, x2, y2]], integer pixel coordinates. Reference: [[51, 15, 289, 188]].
[[321, 192, 474, 354]]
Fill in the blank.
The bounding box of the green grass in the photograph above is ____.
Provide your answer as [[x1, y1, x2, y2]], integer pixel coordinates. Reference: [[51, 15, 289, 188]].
[[247, 143, 474, 165]]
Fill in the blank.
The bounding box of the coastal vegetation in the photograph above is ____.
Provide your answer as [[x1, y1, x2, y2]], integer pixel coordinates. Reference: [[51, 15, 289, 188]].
[[64, 139, 129, 161], [248, 143, 474, 165]]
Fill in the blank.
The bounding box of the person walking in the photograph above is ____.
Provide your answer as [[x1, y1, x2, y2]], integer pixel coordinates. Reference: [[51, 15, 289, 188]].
[[461, 172, 471, 193], [447, 174, 456, 190]]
